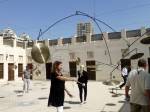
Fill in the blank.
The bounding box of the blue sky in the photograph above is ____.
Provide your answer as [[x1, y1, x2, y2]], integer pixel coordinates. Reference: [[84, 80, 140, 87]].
[[0, 0, 150, 40]]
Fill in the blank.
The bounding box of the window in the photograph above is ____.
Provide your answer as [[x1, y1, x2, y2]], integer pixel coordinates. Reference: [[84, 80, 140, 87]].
[[108, 32, 121, 39], [76, 35, 87, 42], [0, 54, 3, 61], [91, 34, 103, 41], [49, 39, 58, 46], [87, 51, 94, 58], [3, 39, 13, 47], [27, 41, 33, 48], [17, 42, 24, 48], [126, 29, 141, 38], [62, 38, 72, 44], [9, 55, 14, 61], [18, 56, 23, 62]]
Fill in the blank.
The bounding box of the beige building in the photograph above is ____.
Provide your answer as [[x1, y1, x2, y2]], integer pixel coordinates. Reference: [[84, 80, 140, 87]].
[[0, 26, 149, 82], [0, 28, 30, 82], [77, 22, 93, 37], [27, 27, 150, 81]]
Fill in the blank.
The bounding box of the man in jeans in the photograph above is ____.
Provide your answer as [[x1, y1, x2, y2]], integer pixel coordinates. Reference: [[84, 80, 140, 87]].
[[125, 59, 150, 112], [22, 66, 31, 93]]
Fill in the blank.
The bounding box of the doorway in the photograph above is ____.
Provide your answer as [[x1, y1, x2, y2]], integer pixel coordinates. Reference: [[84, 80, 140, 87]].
[[8, 63, 14, 81], [0, 63, 3, 79], [27, 63, 33, 80], [46, 62, 52, 80], [18, 64, 23, 77], [120, 59, 131, 70], [69, 61, 77, 77], [148, 58, 150, 73], [86, 60, 96, 80]]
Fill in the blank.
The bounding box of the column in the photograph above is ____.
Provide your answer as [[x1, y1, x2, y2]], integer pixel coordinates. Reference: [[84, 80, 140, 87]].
[[121, 29, 127, 39], [0, 36, 3, 45], [3, 54, 8, 81], [141, 27, 146, 38], [58, 38, 62, 45], [45, 39, 49, 46], [13, 38, 16, 48], [71, 36, 76, 45]]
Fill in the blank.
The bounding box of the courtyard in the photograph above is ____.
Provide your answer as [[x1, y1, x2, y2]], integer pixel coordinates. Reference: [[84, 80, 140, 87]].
[[0, 80, 129, 112]]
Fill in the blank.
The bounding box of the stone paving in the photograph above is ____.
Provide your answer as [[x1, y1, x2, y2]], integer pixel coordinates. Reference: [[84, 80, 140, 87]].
[[0, 80, 130, 112]]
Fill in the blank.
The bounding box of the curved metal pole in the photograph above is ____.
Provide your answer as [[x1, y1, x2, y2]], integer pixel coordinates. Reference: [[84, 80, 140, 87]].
[[96, 61, 117, 67], [37, 11, 114, 65], [110, 48, 138, 75], [74, 12, 112, 64], [76, 11, 116, 32], [37, 14, 77, 39], [93, 19, 112, 65], [129, 30, 149, 47]]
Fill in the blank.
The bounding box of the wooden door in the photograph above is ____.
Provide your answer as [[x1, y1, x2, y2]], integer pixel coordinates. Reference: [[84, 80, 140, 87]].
[[27, 63, 33, 80], [148, 58, 150, 73], [120, 59, 131, 70], [8, 63, 14, 81], [86, 60, 96, 80], [0, 63, 3, 79], [69, 61, 77, 77], [46, 62, 52, 80], [18, 64, 23, 77]]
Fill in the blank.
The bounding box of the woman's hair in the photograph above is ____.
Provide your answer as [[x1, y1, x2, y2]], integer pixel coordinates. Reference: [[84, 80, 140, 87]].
[[52, 61, 62, 72]]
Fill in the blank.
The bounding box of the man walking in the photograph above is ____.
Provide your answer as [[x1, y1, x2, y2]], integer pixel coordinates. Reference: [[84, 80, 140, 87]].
[[119, 65, 131, 89], [22, 66, 31, 93], [125, 59, 150, 112]]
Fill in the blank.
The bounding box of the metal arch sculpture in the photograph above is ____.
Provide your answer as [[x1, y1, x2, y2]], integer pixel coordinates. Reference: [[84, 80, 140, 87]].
[[32, 11, 116, 65], [31, 11, 150, 83]]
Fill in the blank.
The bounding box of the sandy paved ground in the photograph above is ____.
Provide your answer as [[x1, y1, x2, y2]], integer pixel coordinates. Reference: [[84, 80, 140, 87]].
[[0, 80, 130, 112]]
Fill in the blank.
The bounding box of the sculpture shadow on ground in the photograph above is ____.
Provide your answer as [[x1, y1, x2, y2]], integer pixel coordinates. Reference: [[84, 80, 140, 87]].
[[105, 103, 116, 106], [111, 93, 124, 97], [64, 101, 81, 105], [14, 90, 23, 94], [38, 97, 48, 100], [0, 96, 5, 98], [63, 106, 71, 110]]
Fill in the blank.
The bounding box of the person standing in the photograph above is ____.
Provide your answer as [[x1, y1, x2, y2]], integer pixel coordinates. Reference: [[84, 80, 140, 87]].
[[119, 65, 131, 89], [77, 65, 88, 104], [125, 59, 150, 112], [22, 66, 31, 93], [48, 61, 76, 112]]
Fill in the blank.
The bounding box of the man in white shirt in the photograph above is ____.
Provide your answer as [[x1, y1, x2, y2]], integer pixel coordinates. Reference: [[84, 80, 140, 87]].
[[119, 65, 130, 89], [125, 59, 150, 112]]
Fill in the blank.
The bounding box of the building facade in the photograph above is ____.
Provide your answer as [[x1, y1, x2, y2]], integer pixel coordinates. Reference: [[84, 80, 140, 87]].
[[0, 28, 29, 82], [27, 27, 150, 81], [0, 27, 150, 82]]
